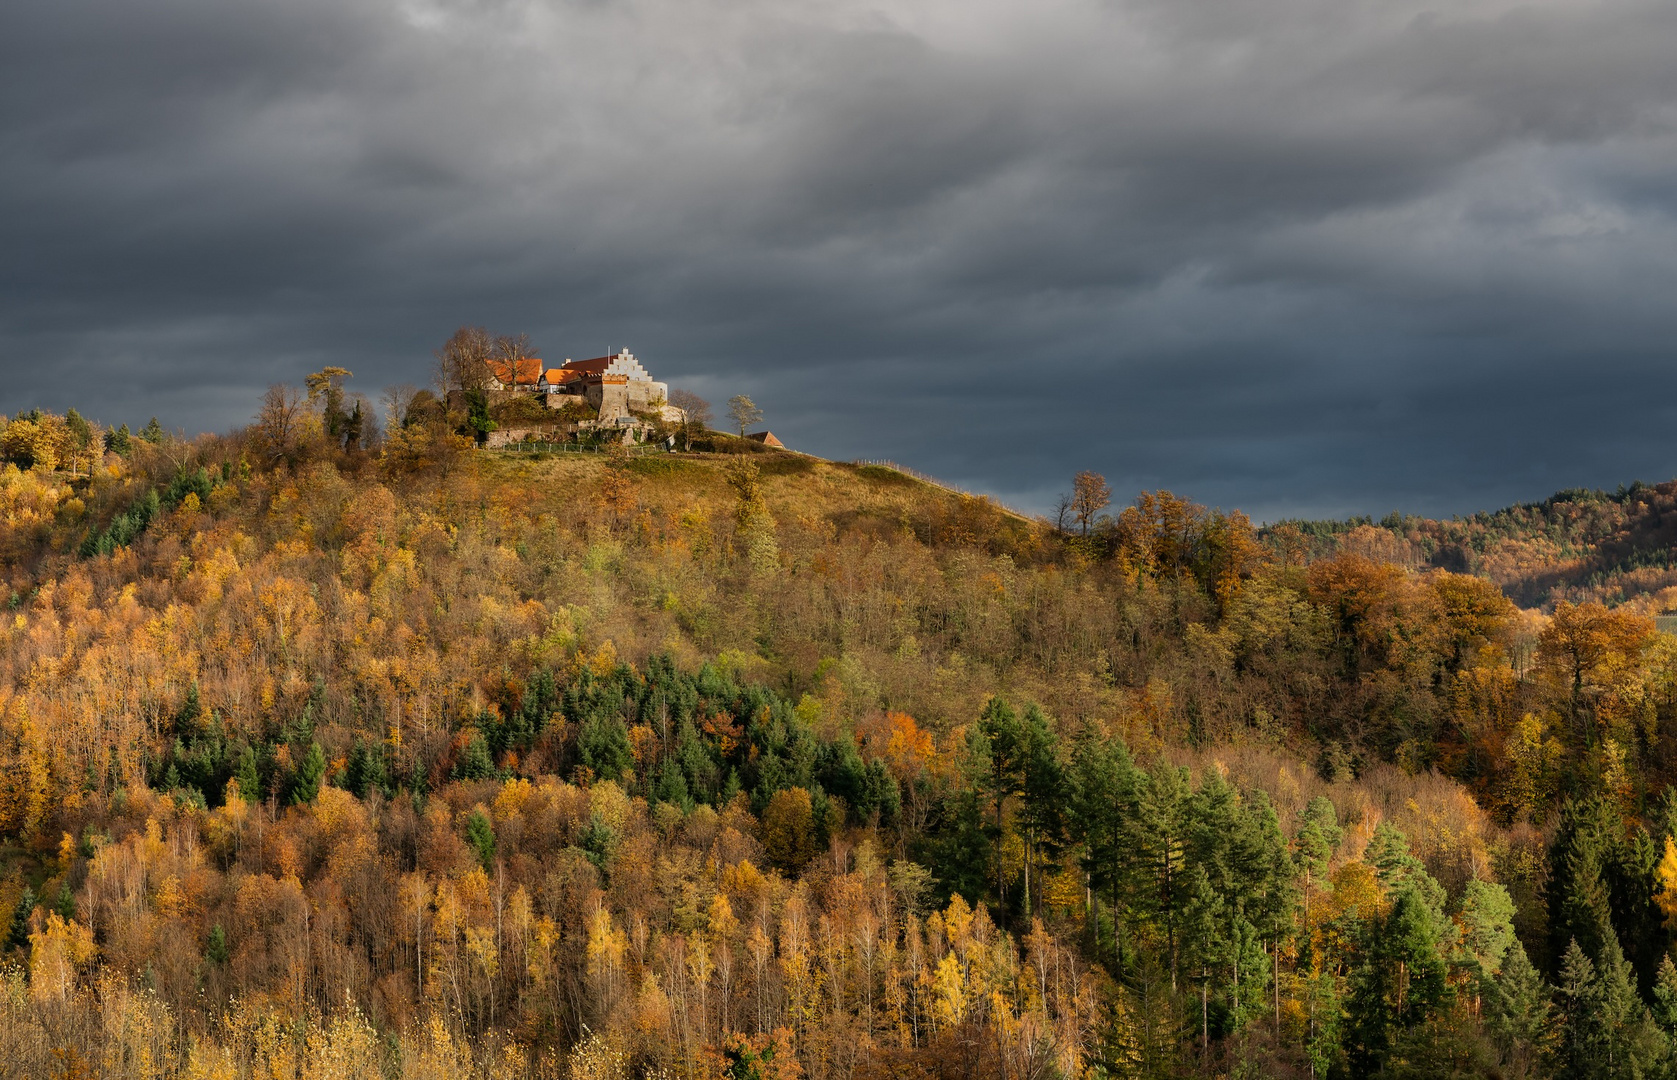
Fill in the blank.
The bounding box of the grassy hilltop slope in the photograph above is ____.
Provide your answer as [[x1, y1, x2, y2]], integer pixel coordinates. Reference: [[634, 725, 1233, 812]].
[[7, 401, 1677, 1076]]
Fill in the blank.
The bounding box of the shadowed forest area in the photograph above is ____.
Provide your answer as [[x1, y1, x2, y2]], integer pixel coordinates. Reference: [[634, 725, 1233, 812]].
[[6, 380, 1677, 1078]]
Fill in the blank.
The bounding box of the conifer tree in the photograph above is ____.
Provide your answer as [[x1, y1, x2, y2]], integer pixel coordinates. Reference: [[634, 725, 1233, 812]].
[[1131, 761, 1192, 990], [1557, 938, 1599, 1080], [1294, 795, 1341, 971], [233, 746, 261, 801], [973, 697, 1024, 905], [453, 732, 495, 781], [1591, 936, 1661, 1080], [578, 713, 632, 782], [1483, 940, 1554, 1079], [1235, 790, 1296, 1032], [287, 741, 325, 805], [1549, 798, 1622, 972], [1653, 955, 1677, 1039], [1347, 828, 1453, 1075], [1070, 729, 1138, 969], [1459, 879, 1518, 985], [1016, 703, 1066, 921]]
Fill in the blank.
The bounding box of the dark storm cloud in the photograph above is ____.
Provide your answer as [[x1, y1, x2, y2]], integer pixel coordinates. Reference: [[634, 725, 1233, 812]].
[[3, 0, 1677, 520]]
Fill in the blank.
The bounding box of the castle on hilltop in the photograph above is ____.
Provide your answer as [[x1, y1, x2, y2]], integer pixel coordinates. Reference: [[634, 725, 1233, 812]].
[[483, 348, 683, 428]]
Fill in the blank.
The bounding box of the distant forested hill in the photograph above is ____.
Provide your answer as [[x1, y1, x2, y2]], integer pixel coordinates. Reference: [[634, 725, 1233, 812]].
[[1267, 480, 1677, 611]]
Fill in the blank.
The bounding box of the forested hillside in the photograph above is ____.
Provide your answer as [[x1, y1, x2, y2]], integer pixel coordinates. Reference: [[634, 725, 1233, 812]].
[[1271, 480, 1677, 613], [5, 386, 1677, 1078]]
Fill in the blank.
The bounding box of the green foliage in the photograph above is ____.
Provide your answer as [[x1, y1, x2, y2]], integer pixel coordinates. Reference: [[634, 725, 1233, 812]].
[[81, 487, 161, 556], [453, 733, 495, 781], [343, 738, 388, 799], [1483, 940, 1554, 1073], [578, 713, 633, 783], [287, 741, 326, 805], [580, 812, 617, 871], [205, 924, 229, 966], [1346, 831, 1455, 1074], [234, 746, 261, 802], [464, 808, 496, 870], [8, 886, 36, 950], [463, 389, 497, 446]]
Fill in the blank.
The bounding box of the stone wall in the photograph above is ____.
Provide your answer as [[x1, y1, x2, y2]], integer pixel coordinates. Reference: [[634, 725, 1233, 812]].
[[484, 425, 561, 448]]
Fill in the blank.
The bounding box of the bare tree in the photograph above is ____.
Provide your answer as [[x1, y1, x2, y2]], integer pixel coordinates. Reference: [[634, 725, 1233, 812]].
[[255, 384, 306, 465], [492, 333, 535, 387], [435, 326, 494, 393], [1071, 470, 1111, 537], [669, 389, 711, 428], [381, 384, 419, 432], [1053, 492, 1075, 534], [669, 389, 711, 450], [727, 394, 763, 436]]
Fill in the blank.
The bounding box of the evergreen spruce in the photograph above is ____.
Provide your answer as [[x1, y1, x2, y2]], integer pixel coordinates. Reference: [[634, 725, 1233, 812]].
[[454, 733, 495, 781], [287, 741, 326, 805], [1483, 940, 1554, 1077]]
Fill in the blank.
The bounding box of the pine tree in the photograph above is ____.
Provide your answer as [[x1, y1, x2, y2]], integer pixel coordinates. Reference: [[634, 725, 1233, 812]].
[[927, 785, 992, 905], [1652, 955, 1677, 1039], [1347, 828, 1453, 1075], [1015, 703, 1066, 921], [1556, 939, 1599, 1080], [972, 697, 1024, 905], [1131, 761, 1191, 989], [205, 924, 229, 966], [1070, 729, 1138, 971], [7, 886, 35, 950], [287, 741, 326, 805], [233, 746, 261, 801], [1548, 798, 1621, 972], [454, 733, 495, 781], [578, 713, 632, 782], [1483, 940, 1554, 1079], [344, 738, 388, 798], [1592, 935, 1661, 1080], [1294, 795, 1341, 973], [1234, 789, 1296, 1035], [1459, 879, 1518, 984], [464, 808, 496, 870], [1180, 862, 1227, 1052]]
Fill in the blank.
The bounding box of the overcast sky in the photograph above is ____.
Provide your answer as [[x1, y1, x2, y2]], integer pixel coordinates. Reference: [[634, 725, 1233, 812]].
[[4, 0, 1677, 520]]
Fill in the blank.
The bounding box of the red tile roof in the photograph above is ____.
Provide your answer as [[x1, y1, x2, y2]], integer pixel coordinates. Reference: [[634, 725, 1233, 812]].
[[561, 356, 617, 375], [488, 356, 544, 386]]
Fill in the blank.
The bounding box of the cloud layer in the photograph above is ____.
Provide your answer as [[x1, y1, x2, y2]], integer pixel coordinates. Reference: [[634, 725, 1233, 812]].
[[4, 0, 1676, 518]]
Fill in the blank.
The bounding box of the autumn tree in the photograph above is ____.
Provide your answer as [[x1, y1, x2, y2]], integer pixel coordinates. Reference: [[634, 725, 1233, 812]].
[[1069, 470, 1111, 537], [255, 383, 308, 465], [1538, 600, 1654, 745], [728, 394, 763, 436], [437, 325, 495, 393], [762, 788, 816, 873], [671, 390, 712, 449]]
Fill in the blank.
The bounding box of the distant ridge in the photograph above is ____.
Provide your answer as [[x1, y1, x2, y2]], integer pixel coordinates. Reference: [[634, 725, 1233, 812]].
[[1267, 478, 1677, 612]]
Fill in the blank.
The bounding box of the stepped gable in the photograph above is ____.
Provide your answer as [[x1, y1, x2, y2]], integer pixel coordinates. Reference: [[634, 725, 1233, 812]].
[[562, 351, 654, 382]]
